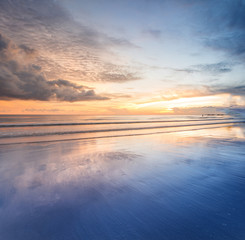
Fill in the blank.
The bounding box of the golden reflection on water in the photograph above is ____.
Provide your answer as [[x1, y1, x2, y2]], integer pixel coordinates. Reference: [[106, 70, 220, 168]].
[[166, 125, 245, 139]]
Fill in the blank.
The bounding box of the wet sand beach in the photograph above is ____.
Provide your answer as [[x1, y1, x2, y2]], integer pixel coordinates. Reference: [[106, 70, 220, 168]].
[[0, 116, 245, 239]]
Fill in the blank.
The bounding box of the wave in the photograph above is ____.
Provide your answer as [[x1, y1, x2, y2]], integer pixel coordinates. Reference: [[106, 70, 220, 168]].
[[0, 117, 236, 128], [0, 124, 242, 146], [0, 120, 244, 139]]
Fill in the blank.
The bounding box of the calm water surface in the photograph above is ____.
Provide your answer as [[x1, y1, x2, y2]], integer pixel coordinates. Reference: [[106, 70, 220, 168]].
[[0, 115, 244, 239]]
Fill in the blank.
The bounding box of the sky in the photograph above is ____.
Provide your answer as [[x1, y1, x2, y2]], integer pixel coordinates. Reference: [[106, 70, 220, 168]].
[[0, 0, 245, 115]]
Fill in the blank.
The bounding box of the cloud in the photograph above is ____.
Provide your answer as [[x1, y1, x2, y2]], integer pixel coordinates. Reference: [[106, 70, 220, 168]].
[[175, 105, 245, 117], [212, 85, 245, 97], [99, 72, 139, 83], [160, 85, 211, 101], [24, 108, 61, 112], [189, 0, 245, 58], [0, 32, 108, 101], [159, 83, 245, 103], [142, 29, 162, 39], [18, 44, 37, 56], [173, 68, 199, 74], [103, 93, 132, 98], [0, 0, 138, 84], [173, 62, 233, 75], [223, 107, 245, 116], [0, 0, 135, 50], [194, 62, 233, 74], [173, 106, 222, 115], [173, 105, 245, 116]]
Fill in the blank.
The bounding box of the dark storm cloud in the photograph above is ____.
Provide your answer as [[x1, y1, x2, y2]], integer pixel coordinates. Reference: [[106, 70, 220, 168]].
[[0, 33, 108, 101]]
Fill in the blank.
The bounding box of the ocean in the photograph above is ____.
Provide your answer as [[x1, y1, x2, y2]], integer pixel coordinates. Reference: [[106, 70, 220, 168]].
[[0, 115, 245, 239], [0, 114, 243, 144]]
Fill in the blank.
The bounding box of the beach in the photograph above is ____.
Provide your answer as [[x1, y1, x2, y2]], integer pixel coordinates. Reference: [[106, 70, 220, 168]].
[[1, 0, 245, 238], [0, 115, 245, 239]]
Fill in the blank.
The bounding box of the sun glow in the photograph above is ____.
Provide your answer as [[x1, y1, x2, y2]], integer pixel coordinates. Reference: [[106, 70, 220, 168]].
[[121, 94, 233, 114]]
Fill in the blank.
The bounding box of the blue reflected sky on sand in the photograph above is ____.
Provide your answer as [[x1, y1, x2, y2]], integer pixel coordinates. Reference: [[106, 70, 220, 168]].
[[0, 125, 245, 240]]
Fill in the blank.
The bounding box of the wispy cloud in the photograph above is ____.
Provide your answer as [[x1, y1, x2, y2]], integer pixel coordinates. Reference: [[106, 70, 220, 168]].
[[211, 85, 245, 97], [141, 29, 162, 39], [159, 83, 245, 103], [173, 62, 233, 75], [194, 62, 233, 74], [0, 0, 135, 50], [188, 0, 245, 59], [173, 106, 222, 115], [99, 72, 139, 83]]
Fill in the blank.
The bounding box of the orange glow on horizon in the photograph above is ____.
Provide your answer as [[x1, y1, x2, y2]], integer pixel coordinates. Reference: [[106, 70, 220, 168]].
[[0, 93, 241, 115]]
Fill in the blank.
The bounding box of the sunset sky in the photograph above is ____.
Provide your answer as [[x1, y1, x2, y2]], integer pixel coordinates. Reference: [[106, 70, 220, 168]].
[[0, 0, 245, 115]]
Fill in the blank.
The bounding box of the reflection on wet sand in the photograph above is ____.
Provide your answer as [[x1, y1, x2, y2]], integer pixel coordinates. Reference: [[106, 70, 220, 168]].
[[0, 125, 245, 240]]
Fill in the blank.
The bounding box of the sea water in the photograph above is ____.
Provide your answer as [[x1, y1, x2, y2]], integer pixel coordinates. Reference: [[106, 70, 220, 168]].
[[0, 115, 245, 240]]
